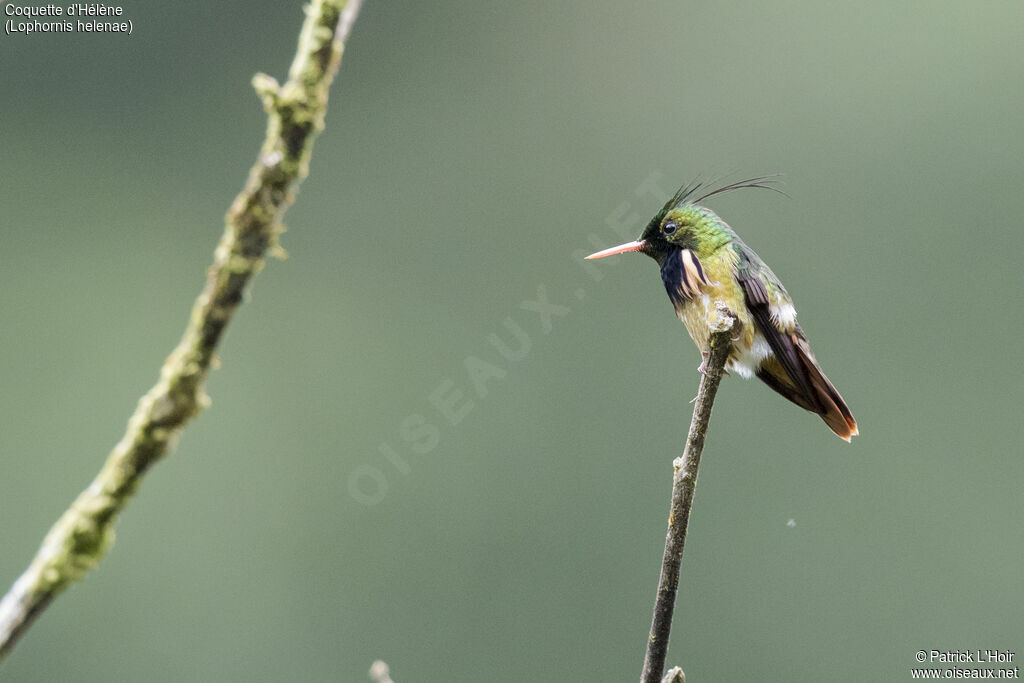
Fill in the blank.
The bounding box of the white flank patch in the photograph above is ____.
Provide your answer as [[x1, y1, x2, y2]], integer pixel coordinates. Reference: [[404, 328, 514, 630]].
[[771, 302, 798, 327], [727, 332, 773, 378]]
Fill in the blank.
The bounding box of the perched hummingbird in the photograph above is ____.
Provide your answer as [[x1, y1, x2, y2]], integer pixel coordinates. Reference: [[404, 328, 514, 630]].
[[586, 178, 858, 441]]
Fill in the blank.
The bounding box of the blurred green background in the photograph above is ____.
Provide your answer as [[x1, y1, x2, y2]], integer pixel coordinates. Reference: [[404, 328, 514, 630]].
[[2, 1, 1022, 681]]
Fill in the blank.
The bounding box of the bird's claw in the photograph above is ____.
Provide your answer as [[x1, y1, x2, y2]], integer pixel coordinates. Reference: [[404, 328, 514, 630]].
[[698, 358, 731, 377]]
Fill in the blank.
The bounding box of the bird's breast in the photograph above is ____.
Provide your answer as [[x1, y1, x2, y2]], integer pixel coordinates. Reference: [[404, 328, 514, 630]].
[[672, 269, 764, 374]]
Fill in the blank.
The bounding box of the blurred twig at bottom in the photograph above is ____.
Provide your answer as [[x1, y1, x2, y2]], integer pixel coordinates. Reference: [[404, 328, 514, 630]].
[[0, 0, 365, 661], [641, 306, 735, 683]]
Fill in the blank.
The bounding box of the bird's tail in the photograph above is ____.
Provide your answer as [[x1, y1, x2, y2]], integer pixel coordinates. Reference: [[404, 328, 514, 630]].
[[756, 341, 858, 442], [796, 340, 858, 442]]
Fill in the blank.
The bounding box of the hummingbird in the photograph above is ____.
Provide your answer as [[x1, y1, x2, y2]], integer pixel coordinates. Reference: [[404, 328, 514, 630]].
[[586, 178, 858, 441]]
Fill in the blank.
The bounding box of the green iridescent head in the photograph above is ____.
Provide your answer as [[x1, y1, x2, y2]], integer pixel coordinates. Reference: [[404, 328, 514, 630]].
[[643, 177, 783, 261], [585, 176, 783, 265]]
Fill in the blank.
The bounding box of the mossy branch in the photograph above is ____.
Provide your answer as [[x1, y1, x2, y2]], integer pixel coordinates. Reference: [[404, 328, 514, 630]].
[[0, 0, 365, 661], [640, 305, 736, 683]]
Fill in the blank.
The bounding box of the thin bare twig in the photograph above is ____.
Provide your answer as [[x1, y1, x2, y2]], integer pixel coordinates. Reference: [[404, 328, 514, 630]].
[[641, 306, 735, 683], [0, 0, 365, 661], [661, 666, 686, 683]]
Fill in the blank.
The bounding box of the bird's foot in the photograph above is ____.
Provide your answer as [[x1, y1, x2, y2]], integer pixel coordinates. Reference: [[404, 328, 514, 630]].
[[698, 358, 731, 377]]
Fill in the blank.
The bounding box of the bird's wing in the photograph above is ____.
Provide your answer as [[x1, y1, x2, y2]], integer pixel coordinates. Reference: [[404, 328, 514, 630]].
[[732, 242, 818, 406], [733, 240, 858, 440]]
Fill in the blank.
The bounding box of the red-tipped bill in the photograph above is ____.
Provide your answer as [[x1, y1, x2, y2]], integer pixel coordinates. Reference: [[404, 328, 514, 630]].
[[584, 240, 646, 260]]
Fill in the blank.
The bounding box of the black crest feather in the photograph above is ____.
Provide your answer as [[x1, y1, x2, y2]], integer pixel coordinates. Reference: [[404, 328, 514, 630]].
[[666, 174, 787, 212], [643, 174, 786, 237]]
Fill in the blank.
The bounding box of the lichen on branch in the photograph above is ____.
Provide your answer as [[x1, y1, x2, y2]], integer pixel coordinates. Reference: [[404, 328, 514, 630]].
[[0, 0, 365, 661]]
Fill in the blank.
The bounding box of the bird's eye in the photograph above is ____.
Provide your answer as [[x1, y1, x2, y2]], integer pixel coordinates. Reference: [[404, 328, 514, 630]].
[[663, 221, 678, 236]]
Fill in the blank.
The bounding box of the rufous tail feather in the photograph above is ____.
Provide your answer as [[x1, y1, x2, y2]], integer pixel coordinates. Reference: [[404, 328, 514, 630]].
[[756, 349, 858, 442], [794, 340, 858, 442]]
